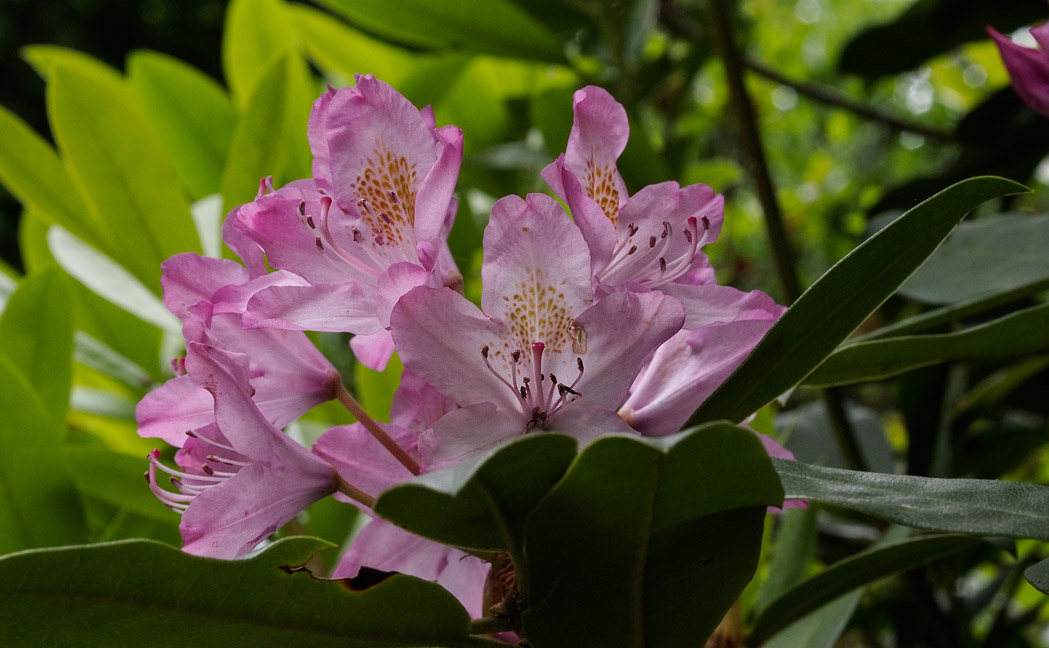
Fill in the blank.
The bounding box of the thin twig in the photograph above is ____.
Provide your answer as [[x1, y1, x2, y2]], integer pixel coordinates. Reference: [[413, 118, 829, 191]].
[[335, 475, 376, 510], [744, 58, 954, 141]]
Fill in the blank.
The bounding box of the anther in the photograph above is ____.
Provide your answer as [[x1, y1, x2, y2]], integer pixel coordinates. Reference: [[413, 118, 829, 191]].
[[627, 245, 637, 255], [683, 228, 693, 243], [358, 198, 372, 214], [388, 191, 399, 204], [628, 223, 639, 236], [661, 221, 671, 238], [649, 236, 657, 248], [481, 345, 490, 359], [659, 257, 667, 273], [306, 215, 315, 228], [380, 212, 392, 224], [701, 216, 710, 230], [511, 350, 521, 363], [298, 201, 306, 216], [374, 235, 386, 246], [315, 239, 325, 252], [202, 464, 215, 476], [352, 228, 364, 243], [577, 358, 584, 372]]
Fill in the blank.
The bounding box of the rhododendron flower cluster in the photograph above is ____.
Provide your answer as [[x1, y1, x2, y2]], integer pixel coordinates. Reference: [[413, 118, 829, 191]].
[[137, 75, 786, 623]]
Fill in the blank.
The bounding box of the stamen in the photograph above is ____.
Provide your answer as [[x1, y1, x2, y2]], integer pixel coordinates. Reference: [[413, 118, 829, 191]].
[[388, 191, 400, 204], [627, 245, 637, 255], [482, 345, 518, 394], [358, 198, 372, 214]]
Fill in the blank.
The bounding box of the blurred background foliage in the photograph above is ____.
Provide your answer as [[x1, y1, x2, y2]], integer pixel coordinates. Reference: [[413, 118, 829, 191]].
[[2, 0, 1049, 646]]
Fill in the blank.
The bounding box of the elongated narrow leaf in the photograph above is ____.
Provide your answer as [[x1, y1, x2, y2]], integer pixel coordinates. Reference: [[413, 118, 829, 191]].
[[128, 50, 237, 199], [0, 357, 85, 553], [0, 105, 99, 248], [0, 268, 74, 425], [899, 214, 1049, 304], [64, 447, 173, 523], [690, 177, 1027, 425], [315, 0, 564, 62], [47, 58, 200, 290], [221, 54, 291, 215], [749, 534, 980, 645], [222, 0, 295, 106], [375, 434, 577, 552], [0, 537, 485, 648], [773, 458, 1049, 540], [761, 590, 864, 648], [806, 303, 1049, 386], [523, 424, 784, 648]]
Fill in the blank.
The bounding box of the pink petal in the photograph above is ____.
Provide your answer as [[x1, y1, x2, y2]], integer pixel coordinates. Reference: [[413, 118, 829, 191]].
[[160, 253, 249, 319], [312, 423, 418, 499], [135, 374, 214, 446], [350, 328, 396, 371], [543, 156, 619, 272], [418, 402, 524, 467], [308, 86, 338, 185], [333, 517, 488, 618], [244, 282, 381, 334], [562, 86, 630, 223], [989, 25, 1049, 118], [389, 369, 458, 433], [660, 283, 785, 330]]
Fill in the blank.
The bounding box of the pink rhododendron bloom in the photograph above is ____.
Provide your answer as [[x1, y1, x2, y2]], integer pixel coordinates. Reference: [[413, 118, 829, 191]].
[[391, 193, 685, 465], [989, 22, 1049, 118], [542, 85, 782, 330], [147, 343, 339, 559], [227, 74, 464, 370], [136, 253, 340, 446]]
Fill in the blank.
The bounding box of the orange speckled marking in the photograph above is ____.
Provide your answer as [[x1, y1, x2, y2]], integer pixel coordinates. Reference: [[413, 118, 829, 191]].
[[584, 158, 621, 226], [352, 147, 418, 244], [492, 268, 573, 363]]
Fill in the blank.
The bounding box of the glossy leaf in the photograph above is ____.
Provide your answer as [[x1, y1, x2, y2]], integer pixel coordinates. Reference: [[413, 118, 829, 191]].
[[222, 0, 294, 106], [0, 537, 492, 648], [0, 105, 99, 248], [375, 434, 578, 552], [0, 356, 85, 553], [523, 424, 784, 648], [900, 214, 1049, 304], [690, 177, 1028, 425], [128, 50, 237, 199], [773, 458, 1049, 541], [46, 57, 201, 291], [806, 303, 1049, 386], [221, 54, 291, 215], [48, 226, 180, 334], [314, 0, 564, 63], [0, 267, 74, 425], [749, 534, 981, 645], [1025, 556, 1049, 595]]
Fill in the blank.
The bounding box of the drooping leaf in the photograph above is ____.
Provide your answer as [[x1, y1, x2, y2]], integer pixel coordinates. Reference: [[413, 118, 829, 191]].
[[0, 105, 99, 249], [690, 177, 1028, 425], [0, 536, 486, 648], [899, 214, 1049, 304], [0, 356, 85, 554], [314, 0, 564, 63], [46, 56, 201, 291], [222, 0, 295, 106], [773, 458, 1049, 541], [375, 434, 578, 553], [128, 50, 237, 200], [522, 424, 784, 648], [0, 267, 74, 426], [806, 303, 1049, 387], [749, 534, 982, 646]]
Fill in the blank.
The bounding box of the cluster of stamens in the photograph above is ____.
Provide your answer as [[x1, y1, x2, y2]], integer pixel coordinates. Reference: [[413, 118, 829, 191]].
[[295, 189, 417, 277], [600, 216, 710, 288], [481, 341, 585, 430], [145, 431, 249, 513]]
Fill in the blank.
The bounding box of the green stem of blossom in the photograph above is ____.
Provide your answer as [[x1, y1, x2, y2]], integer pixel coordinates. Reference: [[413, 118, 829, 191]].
[[335, 381, 422, 476], [335, 475, 377, 510]]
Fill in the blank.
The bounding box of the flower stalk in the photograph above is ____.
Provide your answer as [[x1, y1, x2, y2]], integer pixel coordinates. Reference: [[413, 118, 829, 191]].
[[335, 380, 422, 476]]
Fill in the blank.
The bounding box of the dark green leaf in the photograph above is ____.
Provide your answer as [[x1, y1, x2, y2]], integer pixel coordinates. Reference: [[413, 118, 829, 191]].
[[773, 458, 1049, 540], [1024, 556, 1049, 595], [806, 303, 1049, 387], [900, 214, 1049, 304], [523, 424, 784, 648], [749, 534, 982, 645], [754, 507, 817, 616], [128, 50, 237, 199], [314, 0, 564, 63], [0, 356, 85, 553], [690, 177, 1028, 425], [375, 434, 577, 552], [46, 58, 201, 292], [0, 536, 489, 647], [0, 268, 74, 425]]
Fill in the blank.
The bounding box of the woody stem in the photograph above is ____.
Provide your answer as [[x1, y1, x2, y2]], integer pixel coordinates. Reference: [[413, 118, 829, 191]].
[[335, 382, 422, 476], [335, 475, 377, 510]]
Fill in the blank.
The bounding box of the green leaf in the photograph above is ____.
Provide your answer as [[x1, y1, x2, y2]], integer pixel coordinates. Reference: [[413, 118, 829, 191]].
[[128, 50, 237, 200], [222, 0, 295, 106], [375, 434, 578, 553], [48, 226, 180, 333], [806, 303, 1049, 386], [221, 54, 291, 215], [690, 177, 1028, 425], [46, 58, 201, 291], [754, 507, 817, 616], [759, 591, 864, 648], [0, 105, 99, 248], [314, 0, 564, 63], [899, 214, 1049, 304], [522, 424, 784, 648], [0, 267, 74, 425], [0, 356, 86, 553], [749, 534, 981, 646], [1024, 556, 1049, 595], [0, 537, 488, 647], [64, 447, 173, 523], [773, 458, 1049, 541]]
